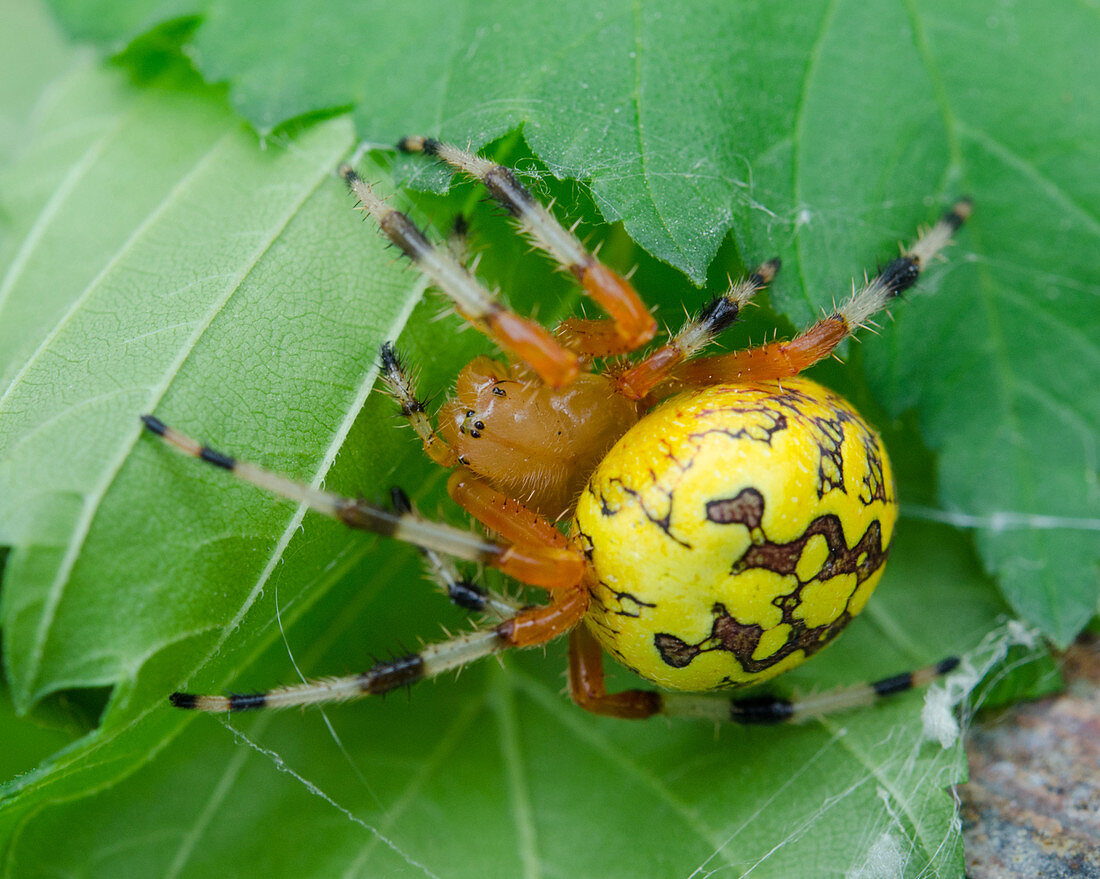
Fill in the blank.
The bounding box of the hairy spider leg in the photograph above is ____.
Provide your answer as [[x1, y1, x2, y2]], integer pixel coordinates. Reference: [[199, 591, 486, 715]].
[[398, 137, 657, 355], [616, 258, 781, 400], [568, 625, 960, 723], [340, 165, 580, 388], [139, 415, 580, 589], [172, 584, 589, 712], [667, 199, 972, 389], [390, 487, 527, 620], [378, 342, 457, 468], [446, 213, 472, 265], [445, 469, 571, 550]]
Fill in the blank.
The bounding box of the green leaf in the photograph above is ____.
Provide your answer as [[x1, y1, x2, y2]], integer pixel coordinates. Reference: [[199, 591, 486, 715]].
[[0, 0, 1086, 877], [0, 0, 430, 841], [0, 685, 76, 787], [859, 2, 1100, 647], [47, 0, 199, 50]]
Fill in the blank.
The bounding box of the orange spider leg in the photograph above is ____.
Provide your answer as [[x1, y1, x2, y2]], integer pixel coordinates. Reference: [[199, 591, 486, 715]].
[[666, 200, 971, 391], [564, 263, 656, 355], [447, 470, 568, 549], [446, 469, 584, 590], [499, 586, 589, 648], [615, 258, 780, 399], [488, 311, 580, 388], [568, 624, 661, 719], [554, 317, 640, 358], [398, 137, 657, 354], [668, 318, 848, 387], [341, 165, 579, 388]]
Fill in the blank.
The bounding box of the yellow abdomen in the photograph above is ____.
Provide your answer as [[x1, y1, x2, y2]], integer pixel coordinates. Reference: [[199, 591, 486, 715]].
[[573, 378, 897, 691]]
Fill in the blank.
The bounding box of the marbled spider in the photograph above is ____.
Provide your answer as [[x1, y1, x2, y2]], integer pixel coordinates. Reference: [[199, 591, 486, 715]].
[[145, 138, 968, 722]]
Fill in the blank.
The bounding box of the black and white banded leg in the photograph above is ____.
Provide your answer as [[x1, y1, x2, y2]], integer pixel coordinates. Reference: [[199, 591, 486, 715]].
[[616, 257, 782, 399], [569, 625, 959, 723], [397, 137, 656, 353], [139, 415, 579, 589], [389, 486, 525, 621], [378, 341, 457, 468], [668, 198, 973, 388], [668, 657, 962, 724], [341, 165, 580, 387], [170, 628, 507, 712], [171, 566, 591, 712]]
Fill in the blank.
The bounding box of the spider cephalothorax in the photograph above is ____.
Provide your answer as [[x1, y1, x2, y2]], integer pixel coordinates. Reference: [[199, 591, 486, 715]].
[[146, 137, 967, 721], [437, 357, 642, 519]]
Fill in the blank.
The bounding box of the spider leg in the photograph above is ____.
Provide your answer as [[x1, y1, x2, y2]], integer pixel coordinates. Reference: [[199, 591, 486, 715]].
[[398, 137, 657, 355], [378, 342, 458, 468], [140, 415, 580, 589], [554, 317, 642, 358], [445, 213, 472, 265], [665, 199, 972, 390], [445, 469, 570, 551], [615, 258, 780, 399], [390, 486, 526, 620], [172, 586, 589, 712], [341, 166, 580, 388], [568, 626, 959, 723]]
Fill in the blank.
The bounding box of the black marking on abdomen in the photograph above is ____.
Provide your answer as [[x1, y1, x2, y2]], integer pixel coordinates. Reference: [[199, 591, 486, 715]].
[[705, 487, 764, 528], [657, 488, 891, 676]]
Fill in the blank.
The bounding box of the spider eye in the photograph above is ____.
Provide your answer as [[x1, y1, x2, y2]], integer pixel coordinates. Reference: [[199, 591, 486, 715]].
[[492, 385, 507, 397]]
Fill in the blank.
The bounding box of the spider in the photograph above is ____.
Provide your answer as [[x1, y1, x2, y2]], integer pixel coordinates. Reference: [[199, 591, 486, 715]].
[[144, 138, 968, 723]]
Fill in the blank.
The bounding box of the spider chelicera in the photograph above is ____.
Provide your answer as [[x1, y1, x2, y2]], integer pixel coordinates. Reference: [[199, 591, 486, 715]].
[[145, 138, 967, 723]]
